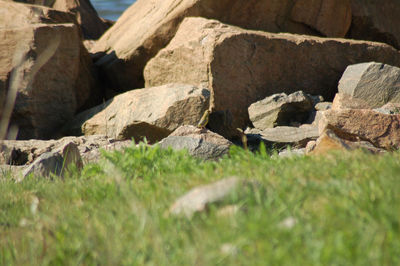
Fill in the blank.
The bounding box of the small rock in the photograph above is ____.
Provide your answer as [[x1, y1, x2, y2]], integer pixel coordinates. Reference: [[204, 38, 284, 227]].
[[374, 102, 400, 115], [278, 148, 305, 158], [159, 125, 232, 160], [169, 177, 256, 218], [315, 102, 332, 111], [248, 91, 314, 130]]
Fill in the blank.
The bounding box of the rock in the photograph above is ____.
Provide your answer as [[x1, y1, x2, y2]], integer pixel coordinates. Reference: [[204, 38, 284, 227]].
[[22, 141, 82, 178], [0, 21, 96, 139], [338, 62, 400, 109], [0, 1, 76, 26], [278, 148, 305, 157], [0, 135, 127, 166], [319, 109, 400, 150], [308, 129, 386, 154], [315, 102, 332, 111], [5, 0, 110, 39], [92, 0, 357, 91], [374, 103, 400, 115], [67, 84, 210, 143], [144, 17, 400, 131], [349, 0, 400, 50], [159, 125, 232, 160], [290, 0, 352, 37], [331, 93, 372, 110], [248, 91, 314, 130], [245, 125, 319, 149], [169, 177, 257, 218]]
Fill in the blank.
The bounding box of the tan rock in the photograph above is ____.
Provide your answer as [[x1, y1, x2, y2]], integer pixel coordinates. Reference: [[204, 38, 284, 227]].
[[331, 93, 372, 110], [349, 0, 400, 50], [73, 84, 210, 143], [92, 0, 356, 91], [0, 22, 95, 139], [291, 0, 352, 37], [308, 129, 351, 154], [4, 0, 109, 39], [144, 17, 400, 130], [319, 109, 400, 150]]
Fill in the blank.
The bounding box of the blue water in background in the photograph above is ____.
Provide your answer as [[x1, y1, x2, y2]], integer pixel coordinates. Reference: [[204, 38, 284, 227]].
[[91, 0, 136, 21]]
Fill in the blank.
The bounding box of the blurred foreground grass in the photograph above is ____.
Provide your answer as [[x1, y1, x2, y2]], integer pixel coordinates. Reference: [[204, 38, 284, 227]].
[[1, 143, 400, 265]]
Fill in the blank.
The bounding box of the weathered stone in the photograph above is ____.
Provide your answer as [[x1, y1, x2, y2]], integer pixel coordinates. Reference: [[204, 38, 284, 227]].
[[315, 102, 332, 111], [144, 17, 400, 131], [331, 93, 371, 110], [169, 177, 258, 218], [0, 22, 96, 139], [308, 129, 386, 154], [278, 148, 305, 157], [0, 135, 124, 166], [159, 125, 232, 160], [69, 84, 210, 143], [92, 0, 358, 91], [21, 141, 82, 178], [349, 0, 400, 50], [291, 0, 352, 37], [248, 91, 314, 130], [374, 103, 400, 115], [319, 109, 400, 150], [338, 62, 400, 109], [0, 1, 76, 26], [4, 0, 110, 39], [245, 125, 319, 149]]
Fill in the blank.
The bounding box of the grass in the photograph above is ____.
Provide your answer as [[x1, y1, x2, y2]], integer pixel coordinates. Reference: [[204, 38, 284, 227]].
[[1, 143, 400, 265]]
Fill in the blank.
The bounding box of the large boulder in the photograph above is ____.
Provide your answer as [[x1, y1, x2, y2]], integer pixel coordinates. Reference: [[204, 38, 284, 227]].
[[4, 0, 109, 39], [144, 17, 400, 131], [159, 125, 232, 160], [248, 91, 314, 130], [92, 0, 355, 91], [0, 21, 96, 139], [338, 62, 400, 109], [319, 109, 400, 150], [349, 0, 400, 50], [67, 84, 210, 143]]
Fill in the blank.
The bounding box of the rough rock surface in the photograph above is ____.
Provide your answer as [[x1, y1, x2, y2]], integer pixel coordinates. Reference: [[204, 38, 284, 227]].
[[338, 62, 400, 109], [349, 0, 400, 50], [159, 125, 232, 160], [4, 0, 110, 39], [248, 91, 314, 130], [144, 17, 400, 130], [0, 135, 129, 166], [0, 21, 96, 139], [246, 125, 319, 149], [69, 84, 210, 143], [291, 0, 352, 37], [22, 141, 82, 178], [331, 93, 372, 110], [92, 0, 356, 91], [319, 109, 400, 150], [169, 177, 258, 218]]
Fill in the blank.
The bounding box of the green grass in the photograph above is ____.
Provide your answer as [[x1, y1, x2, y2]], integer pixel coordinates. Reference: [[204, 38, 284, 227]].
[[1, 143, 400, 265]]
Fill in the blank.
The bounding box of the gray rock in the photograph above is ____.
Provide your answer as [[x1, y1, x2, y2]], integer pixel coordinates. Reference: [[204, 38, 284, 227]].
[[22, 141, 82, 178], [159, 125, 232, 160], [248, 91, 314, 130], [338, 62, 400, 108], [374, 102, 400, 115], [169, 177, 257, 218], [278, 148, 305, 158], [245, 125, 319, 149]]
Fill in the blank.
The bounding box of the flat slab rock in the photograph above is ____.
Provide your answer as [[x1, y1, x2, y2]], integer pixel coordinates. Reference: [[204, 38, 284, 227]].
[[246, 125, 319, 148], [159, 125, 232, 160]]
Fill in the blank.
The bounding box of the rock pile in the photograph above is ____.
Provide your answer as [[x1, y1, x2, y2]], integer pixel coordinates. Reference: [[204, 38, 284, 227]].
[[1, 0, 400, 177]]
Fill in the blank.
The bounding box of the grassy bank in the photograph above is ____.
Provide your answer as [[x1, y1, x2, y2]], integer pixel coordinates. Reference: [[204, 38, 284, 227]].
[[1, 144, 400, 265]]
